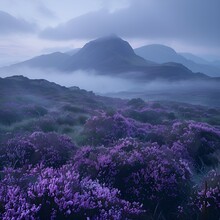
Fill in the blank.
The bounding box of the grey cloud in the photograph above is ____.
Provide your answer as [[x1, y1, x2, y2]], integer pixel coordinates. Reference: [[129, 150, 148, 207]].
[[40, 10, 113, 40], [37, 4, 57, 20], [0, 10, 38, 35], [39, 0, 220, 48]]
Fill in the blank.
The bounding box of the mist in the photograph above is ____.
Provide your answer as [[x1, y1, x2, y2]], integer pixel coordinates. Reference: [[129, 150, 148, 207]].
[[1, 66, 220, 107], [0, 67, 137, 93], [104, 79, 220, 107]]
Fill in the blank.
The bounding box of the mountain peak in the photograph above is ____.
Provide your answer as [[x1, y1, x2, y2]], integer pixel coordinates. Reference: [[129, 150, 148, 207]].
[[135, 44, 184, 64], [93, 34, 120, 42], [65, 35, 148, 72], [79, 35, 135, 57]]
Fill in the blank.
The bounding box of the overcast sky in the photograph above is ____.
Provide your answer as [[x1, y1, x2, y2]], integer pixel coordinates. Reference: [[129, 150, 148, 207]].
[[0, 0, 220, 66]]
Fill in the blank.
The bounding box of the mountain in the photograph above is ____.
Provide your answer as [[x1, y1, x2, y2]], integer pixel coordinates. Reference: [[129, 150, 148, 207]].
[[64, 35, 153, 73], [135, 45, 220, 77], [180, 52, 209, 65], [135, 44, 184, 64], [0, 35, 215, 82]]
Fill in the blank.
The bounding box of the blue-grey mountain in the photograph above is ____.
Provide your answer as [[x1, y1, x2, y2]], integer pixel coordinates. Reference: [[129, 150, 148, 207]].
[[135, 44, 220, 77]]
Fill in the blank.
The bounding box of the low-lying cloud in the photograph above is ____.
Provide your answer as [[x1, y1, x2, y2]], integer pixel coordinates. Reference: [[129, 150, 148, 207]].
[[0, 67, 136, 93], [1, 66, 220, 107]]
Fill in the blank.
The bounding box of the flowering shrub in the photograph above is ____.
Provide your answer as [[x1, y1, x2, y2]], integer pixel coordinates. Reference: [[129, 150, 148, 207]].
[[0, 165, 144, 220], [2, 132, 75, 168], [168, 121, 220, 169], [81, 112, 167, 146], [73, 138, 192, 216], [82, 112, 143, 146], [1, 137, 35, 169], [0, 184, 40, 220], [123, 107, 176, 125]]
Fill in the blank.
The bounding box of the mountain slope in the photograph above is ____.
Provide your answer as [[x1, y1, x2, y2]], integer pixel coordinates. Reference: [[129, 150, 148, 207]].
[[135, 44, 220, 77], [12, 52, 70, 69], [135, 44, 184, 64], [0, 75, 124, 111]]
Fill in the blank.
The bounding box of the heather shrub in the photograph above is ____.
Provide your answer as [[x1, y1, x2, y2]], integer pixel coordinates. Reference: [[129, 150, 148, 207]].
[[28, 132, 75, 167], [168, 121, 220, 169], [81, 112, 160, 146], [82, 112, 133, 145], [0, 165, 144, 220], [2, 132, 75, 168], [73, 138, 192, 216], [1, 137, 35, 169], [124, 103, 177, 125], [0, 184, 40, 220]]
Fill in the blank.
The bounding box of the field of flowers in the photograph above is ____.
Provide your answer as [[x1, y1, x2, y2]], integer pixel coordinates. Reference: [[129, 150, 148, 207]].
[[0, 77, 220, 219]]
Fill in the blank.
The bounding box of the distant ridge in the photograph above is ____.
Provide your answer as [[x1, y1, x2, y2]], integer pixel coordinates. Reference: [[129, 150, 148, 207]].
[[135, 44, 220, 77], [1, 35, 217, 82]]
